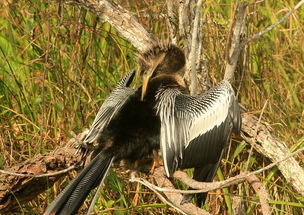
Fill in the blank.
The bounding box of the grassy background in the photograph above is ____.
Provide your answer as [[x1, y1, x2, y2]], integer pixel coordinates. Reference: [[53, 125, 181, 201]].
[[0, 0, 303, 214]]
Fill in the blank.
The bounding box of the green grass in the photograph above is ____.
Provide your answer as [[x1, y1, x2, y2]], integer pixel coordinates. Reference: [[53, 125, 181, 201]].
[[1, 0, 304, 214]]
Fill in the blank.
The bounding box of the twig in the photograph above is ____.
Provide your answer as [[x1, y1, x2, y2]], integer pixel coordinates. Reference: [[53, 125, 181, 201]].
[[130, 172, 188, 215], [131, 146, 304, 194], [246, 174, 271, 215], [243, 0, 304, 46], [232, 196, 246, 215], [0, 166, 76, 178]]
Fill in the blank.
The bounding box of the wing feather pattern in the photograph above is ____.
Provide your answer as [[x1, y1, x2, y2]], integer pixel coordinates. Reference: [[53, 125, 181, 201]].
[[156, 80, 241, 177], [84, 70, 136, 143]]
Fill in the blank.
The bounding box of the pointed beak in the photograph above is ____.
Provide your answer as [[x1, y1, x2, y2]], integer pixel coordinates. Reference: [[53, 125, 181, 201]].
[[141, 68, 154, 101], [140, 52, 165, 101]]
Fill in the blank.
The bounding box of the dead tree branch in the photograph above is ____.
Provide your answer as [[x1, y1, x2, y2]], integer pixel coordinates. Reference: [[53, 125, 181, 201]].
[[241, 114, 304, 195], [69, 0, 157, 52], [131, 146, 303, 195], [0, 166, 76, 178], [246, 174, 271, 215], [131, 168, 211, 215], [224, 0, 304, 81], [189, 0, 204, 95], [222, 1, 304, 195], [224, 2, 248, 82], [0, 133, 86, 213]]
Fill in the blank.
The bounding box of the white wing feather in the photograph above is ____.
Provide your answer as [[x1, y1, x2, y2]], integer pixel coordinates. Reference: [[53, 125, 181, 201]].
[[156, 80, 238, 176]]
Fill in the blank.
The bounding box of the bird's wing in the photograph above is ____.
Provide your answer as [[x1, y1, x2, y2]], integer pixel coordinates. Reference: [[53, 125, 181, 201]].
[[83, 70, 136, 143], [155, 80, 241, 177]]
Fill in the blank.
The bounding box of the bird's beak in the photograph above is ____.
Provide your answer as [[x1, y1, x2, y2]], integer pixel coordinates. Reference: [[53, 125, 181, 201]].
[[141, 68, 154, 101], [140, 52, 166, 101]]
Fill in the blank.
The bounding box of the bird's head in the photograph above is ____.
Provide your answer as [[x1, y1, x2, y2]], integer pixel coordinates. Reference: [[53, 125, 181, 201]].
[[138, 44, 185, 100]]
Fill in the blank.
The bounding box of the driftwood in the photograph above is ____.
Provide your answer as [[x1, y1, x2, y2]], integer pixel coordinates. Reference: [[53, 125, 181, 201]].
[[1, 0, 304, 213]]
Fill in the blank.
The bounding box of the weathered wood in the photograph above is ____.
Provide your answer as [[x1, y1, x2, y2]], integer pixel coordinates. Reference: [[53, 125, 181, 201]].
[[71, 0, 157, 53], [153, 167, 211, 215], [246, 174, 271, 215], [241, 113, 304, 195], [224, 2, 248, 83], [0, 135, 84, 213]]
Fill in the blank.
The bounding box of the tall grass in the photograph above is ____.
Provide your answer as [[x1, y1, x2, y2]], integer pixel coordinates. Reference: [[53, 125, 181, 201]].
[[0, 0, 303, 214]]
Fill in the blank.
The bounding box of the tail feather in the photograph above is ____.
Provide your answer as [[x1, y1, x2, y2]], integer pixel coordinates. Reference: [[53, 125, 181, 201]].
[[44, 153, 114, 215]]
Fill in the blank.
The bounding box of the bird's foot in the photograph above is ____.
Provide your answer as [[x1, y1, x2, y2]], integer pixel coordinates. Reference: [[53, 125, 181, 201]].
[[133, 182, 140, 207], [150, 151, 163, 174]]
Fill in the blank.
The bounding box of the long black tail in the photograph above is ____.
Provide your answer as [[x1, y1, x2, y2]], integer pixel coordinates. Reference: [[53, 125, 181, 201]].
[[44, 152, 114, 215]]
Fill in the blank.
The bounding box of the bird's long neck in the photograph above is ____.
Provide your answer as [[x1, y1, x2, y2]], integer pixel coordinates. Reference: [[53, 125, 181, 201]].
[[143, 73, 188, 102]]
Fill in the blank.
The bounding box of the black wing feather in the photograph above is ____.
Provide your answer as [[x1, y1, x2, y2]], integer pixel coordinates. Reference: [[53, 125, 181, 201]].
[[84, 70, 136, 144]]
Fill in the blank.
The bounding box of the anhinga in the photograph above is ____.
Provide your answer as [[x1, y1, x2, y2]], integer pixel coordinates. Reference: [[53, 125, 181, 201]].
[[45, 45, 241, 215]]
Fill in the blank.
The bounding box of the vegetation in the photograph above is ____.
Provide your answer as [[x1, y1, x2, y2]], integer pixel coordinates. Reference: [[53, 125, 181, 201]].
[[0, 0, 303, 214]]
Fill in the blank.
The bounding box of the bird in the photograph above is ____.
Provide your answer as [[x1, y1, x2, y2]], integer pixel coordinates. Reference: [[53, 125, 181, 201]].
[[139, 44, 241, 205], [44, 44, 241, 214]]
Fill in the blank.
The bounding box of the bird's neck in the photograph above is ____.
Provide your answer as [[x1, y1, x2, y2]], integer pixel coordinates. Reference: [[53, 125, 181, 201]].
[[144, 73, 187, 100], [152, 73, 186, 88]]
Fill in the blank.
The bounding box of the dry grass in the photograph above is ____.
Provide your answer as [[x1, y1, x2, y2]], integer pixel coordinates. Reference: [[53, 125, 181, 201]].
[[0, 0, 303, 214]]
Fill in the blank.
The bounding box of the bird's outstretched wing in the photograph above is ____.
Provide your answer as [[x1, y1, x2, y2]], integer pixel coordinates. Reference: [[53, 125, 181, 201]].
[[45, 71, 136, 215], [155, 80, 241, 177], [83, 70, 136, 143]]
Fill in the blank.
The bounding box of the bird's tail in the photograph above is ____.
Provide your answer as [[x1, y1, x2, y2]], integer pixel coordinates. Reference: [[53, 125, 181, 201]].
[[44, 152, 114, 215]]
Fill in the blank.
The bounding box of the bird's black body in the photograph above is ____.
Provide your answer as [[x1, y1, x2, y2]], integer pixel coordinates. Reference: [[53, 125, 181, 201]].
[[45, 71, 161, 214], [45, 44, 241, 214], [101, 89, 160, 162]]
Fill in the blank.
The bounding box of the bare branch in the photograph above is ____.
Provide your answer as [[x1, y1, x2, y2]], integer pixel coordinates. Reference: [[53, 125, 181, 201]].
[[131, 146, 304, 195], [245, 100, 268, 171], [243, 0, 304, 46], [225, 0, 304, 81], [0, 134, 86, 213], [130, 172, 189, 215], [69, 0, 157, 52], [246, 174, 271, 215], [232, 196, 246, 215], [178, 0, 192, 55], [0, 166, 76, 178], [131, 168, 211, 215], [241, 113, 304, 195], [189, 0, 204, 95], [224, 2, 248, 82]]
